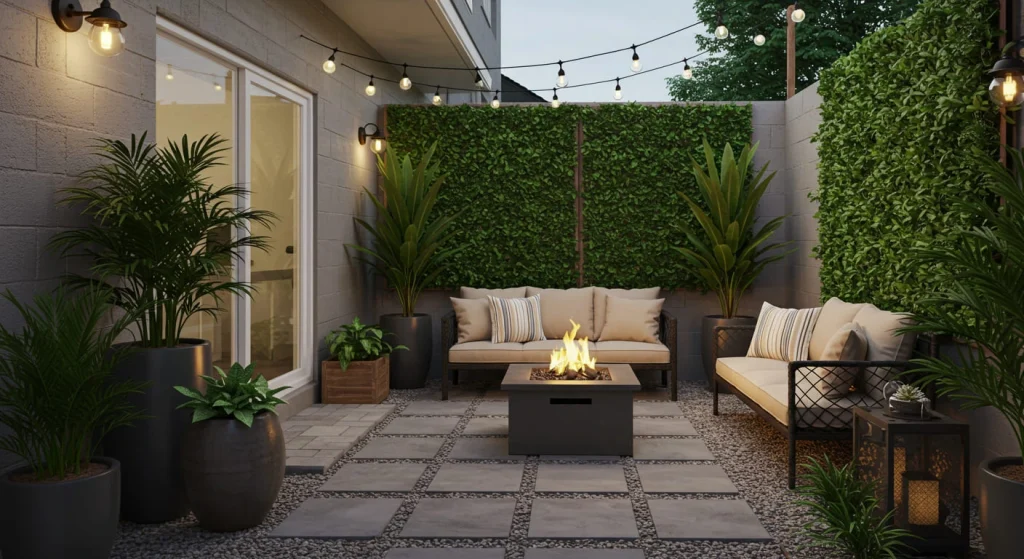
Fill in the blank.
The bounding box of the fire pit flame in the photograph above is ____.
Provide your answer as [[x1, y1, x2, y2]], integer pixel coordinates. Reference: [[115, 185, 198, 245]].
[[548, 319, 596, 376]]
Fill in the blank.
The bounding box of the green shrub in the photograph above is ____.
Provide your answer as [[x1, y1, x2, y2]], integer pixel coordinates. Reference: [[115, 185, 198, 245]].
[[326, 317, 406, 370]]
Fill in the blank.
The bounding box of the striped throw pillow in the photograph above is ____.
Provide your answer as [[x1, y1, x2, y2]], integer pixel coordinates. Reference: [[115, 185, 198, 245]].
[[488, 295, 546, 343], [746, 302, 821, 361]]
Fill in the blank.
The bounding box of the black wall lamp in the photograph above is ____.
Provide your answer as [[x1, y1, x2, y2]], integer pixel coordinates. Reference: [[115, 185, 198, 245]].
[[989, 42, 1024, 110], [358, 123, 386, 154], [52, 0, 127, 57]]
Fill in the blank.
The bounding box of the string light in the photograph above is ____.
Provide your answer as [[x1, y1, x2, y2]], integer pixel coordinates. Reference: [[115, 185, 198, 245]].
[[323, 49, 337, 74], [432, 86, 443, 106], [682, 59, 693, 80], [365, 75, 376, 96], [474, 68, 485, 88], [630, 45, 642, 73], [556, 61, 568, 88], [213, 80, 222, 91], [165, 64, 174, 80], [791, 1, 806, 23], [614, 78, 623, 100], [714, 12, 729, 39], [754, 34, 766, 46], [490, 91, 501, 109], [550, 89, 560, 108], [399, 63, 412, 90]]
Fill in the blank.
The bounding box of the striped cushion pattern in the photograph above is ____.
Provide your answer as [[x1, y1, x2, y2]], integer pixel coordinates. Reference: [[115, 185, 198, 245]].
[[488, 295, 546, 343], [746, 302, 821, 361]]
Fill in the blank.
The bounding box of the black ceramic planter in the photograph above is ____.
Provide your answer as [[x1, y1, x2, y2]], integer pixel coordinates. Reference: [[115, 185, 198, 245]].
[[0, 457, 120, 559], [380, 313, 432, 389], [181, 412, 285, 532], [700, 315, 756, 388], [102, 339, 210, 523], [980, 456, 1024, 559]]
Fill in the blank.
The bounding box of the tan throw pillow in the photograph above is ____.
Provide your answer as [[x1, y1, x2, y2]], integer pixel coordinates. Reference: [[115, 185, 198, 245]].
[[815, 322, 869, 397], [461, 286, 526, 299], [488, 295, 546, 343], [593, 287, 661, 339], [852, 304, 917, 362], [525, 287, 596, 340], [450, 297, 491, 344], [747, 302, 821, 361], [808, 297, 865, 360], [598, 296, 664, 343]]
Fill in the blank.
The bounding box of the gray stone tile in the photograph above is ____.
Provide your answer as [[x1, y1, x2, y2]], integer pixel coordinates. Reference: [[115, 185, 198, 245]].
[[353, 437, 445, 460], [381, 417, 460, 435], [473, 401, 509, 416], [386, 550, 506, 559], [400, 498, 517, 538], [448, 438, 525, 461], [539, 454, 621, 462], [535, 463, 628, 493], [633, 418, 699, 436], [636, 464, 738, 494], [632, 439, 715, 461], [270, 498, 402, 539], [524, 550, 645, 559], [321, 463, 428, 492], [632, 402, 686, 416], [528, 499, 638, 539], [646, 499, 771, 541], [427, 463, 524, 493], [463, 417, 508, 436], [401, 401, 472, 416]]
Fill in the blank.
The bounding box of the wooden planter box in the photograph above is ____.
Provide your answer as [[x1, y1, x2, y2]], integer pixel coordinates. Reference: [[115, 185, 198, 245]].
[[321, 356, 389, 404]]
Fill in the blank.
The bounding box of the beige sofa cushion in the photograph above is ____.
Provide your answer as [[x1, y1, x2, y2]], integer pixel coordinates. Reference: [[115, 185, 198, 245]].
[[450, 297, 491, 343], [593, 287, 660, 339], [449, 341, 523, 363], [815, 323, 869, 397], [852, 304, 917, 362], [522, 339, 596, 362], [461, 286, 526, 299], [599, 296, 664, 343], [594, 341, 670, 363], [525, 287, 596, 340], [808, 297, 866, 360], [747, 302, 820, 361], [488, 295, 545, 343]]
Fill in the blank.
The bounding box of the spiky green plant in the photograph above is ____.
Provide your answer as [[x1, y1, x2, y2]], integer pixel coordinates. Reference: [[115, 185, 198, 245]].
[[675, 139, 791, 318], [0, 288, 144, 480], [174, 363, 288, 428], [892, 383, 927, 403], [50, 133, 275, 347]]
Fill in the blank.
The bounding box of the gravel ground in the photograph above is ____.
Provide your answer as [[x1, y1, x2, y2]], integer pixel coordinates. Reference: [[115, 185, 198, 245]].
[[110, 379, 986, 559]]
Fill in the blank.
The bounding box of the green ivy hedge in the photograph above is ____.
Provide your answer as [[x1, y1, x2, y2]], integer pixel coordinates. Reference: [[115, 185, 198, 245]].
[[813, 0, 998, 314]]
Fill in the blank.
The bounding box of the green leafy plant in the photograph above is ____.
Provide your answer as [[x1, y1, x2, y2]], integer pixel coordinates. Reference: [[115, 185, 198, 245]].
[[348, 142, 461, 316], [796, 456, 914, 559], [174, 363, 288, 427], [0, 288, 143, 480], [50, 133, 275, 347], [674, 139, 790, 317], [326, 316, 407, 370]]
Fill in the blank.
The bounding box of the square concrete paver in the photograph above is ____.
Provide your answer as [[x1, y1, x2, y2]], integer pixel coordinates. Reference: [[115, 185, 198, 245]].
[[646, 499, 771, 541], [636, 464, 738, 494], [382, 417, 461, 435], [464, 417, 508, 436], [528, 499, 638, 539], [632, 439, 715, 461], [427, 463, 524, 492], [400, 498, 517, 538], [321, 463, 428, 492], [535, 463, 628, 493], [449, 438, 525, 460], [632, 402, 686, 416], [353, 437, 445, 460], [270, 498, 402, 539], [386, 550, 506, 559], [524, 550, 645, 559], [401, 401, 472, 416], [633, 418, 699, 436], [474, 401, 509, 415]]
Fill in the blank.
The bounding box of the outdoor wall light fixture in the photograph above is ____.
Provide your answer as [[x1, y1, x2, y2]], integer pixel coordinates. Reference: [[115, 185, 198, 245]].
[[52, 0, 127, 57], [988, 44, 1024, 109], [358, 123, 386, 154]]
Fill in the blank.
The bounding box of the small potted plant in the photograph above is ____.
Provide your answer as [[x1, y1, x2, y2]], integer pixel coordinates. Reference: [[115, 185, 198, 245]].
[[323, 317, 406, 404], [175, 363, 288, 532], [884, 382, 930, 419]]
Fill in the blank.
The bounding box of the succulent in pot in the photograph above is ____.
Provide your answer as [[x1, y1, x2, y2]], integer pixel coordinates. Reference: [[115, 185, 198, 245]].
[[175, 363, 289, 532], [884, 382, 930, 419]]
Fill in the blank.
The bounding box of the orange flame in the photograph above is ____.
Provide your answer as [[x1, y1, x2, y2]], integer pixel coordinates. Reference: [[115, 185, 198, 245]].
[[549, 319, 596, 375]]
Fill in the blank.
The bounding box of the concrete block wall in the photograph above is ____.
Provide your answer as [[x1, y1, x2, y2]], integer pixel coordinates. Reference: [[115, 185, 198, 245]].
[[784, 82, 823, 309]]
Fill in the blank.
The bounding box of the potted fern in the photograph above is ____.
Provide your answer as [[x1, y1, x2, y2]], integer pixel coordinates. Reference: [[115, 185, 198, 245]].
[[175, 363, 288, 532], [322, 317, 406, 404], [675, 139, 791, 386]]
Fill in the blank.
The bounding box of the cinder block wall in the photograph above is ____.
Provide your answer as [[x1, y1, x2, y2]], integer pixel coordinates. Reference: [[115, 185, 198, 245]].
[[784, 83, 823, 309]]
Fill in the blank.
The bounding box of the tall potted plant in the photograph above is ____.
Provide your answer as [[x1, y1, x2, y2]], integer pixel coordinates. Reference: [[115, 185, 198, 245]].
[[904, 148, 1024, 559], [50, 133, 274, 523], [0, 288, 142, 558], [349, 142, 460, 388], [675, 139, 790, 386]]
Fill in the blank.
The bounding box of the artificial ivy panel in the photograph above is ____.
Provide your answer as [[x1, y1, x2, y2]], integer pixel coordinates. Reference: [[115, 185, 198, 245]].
[[813, 0, 998, 314]]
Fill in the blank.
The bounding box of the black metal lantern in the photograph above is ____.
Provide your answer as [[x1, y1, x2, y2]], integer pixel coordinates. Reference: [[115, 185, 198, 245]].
[[989, 49, 1024, 109], [357, 123, 385, 154], [52, 0, 128, 57]]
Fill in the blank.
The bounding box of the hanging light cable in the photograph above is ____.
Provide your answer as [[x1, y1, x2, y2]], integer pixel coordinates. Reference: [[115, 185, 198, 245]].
[[365, 75, 376, 96], [490, 90, 501, 109], [682, 58, 693, 80], [614, 77, 623, 100], [714, 11, 729, 39], [630, 45, 642, 73], [323, 48, 338, 74], [474, 68, 485, 88], [550, 89, 560, 108], [791, 1, 806, 23], [556, 61, 568, 88], [432, 86, 444, 106], [399, 63, 412, 90]]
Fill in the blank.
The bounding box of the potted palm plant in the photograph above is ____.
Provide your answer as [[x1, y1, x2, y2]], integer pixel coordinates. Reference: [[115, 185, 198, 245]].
[[675, 139, 790, 386], [175, 363, 288, 532], [0, 288, 142, 558], [322, 317, 406, 403], [348, 142, 460, 389], [904, 148, 1024, 559], [50, 133, 274, 523]]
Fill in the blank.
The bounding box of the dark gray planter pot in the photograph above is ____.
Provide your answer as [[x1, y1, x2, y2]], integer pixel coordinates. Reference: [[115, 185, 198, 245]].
[[0, 457, 120, 559], [181, 412, 285, 532], [700, 315, 756, 388], [980, 456, 1024, 559], [102, 339, 210, 523], [380, 313, 432, 389]]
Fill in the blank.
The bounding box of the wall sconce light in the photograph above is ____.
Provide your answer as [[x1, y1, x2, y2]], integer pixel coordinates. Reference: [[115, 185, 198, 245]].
[[988, 44, 1024, 109], [52, 0, 127, 57], [358, 123, 386, 154]]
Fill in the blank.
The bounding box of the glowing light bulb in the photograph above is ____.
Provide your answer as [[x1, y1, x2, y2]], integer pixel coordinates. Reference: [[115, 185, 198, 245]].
[[682, 62, 693, 80], [100, 24, 112, 50], [432, 87, 443, 106], [87, 20, 125, 56], [214, 82, 222, 91], [792, 8, 806, 23], [165, 65, 174, 81], [399, 64, 412, 90], [551, 90, 560, 108], [556, 62, 568, 88], [322, 57, 336, 74], [370, 138, 385, 154], [490, 92, 500, 109], [715, 25, 729, 39], [474, 70, 485, 88], [630, 48, 642, 73], [754, 34, 766, 46], [614, 79, 623, 100], [365, 76, 376, 96], [1003, 77, 1018, 103]]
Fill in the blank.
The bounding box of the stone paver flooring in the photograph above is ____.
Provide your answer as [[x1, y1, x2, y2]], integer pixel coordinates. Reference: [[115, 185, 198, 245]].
[[283, 404, 395, 473]]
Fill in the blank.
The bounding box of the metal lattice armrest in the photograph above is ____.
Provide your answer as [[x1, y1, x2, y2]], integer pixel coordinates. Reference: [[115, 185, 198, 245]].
[[712, 324, 755, 361], [441, 311, 457, 351], [787, 360, 912, 430]]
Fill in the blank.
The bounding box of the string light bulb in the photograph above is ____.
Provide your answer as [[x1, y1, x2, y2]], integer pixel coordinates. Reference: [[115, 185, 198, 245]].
[[614, 78, 623, 100], [556, 61, 568, 88], [432, 86, 443, 106], [490, 91, 501, 109], [474, 68, 485, 88], [630, 45, 642, 73], [754, 34, 766, 46], [165, 64, 174, 80], [214, 80, 222, 91], [365, 76, 376, 96], [714, 12, 729, 39], [550, 89, 560, 108], [322, 49, 337, 74], [791, 2, 806, 23], [682, 59, 693, 80], [399, 64, 412, 90]]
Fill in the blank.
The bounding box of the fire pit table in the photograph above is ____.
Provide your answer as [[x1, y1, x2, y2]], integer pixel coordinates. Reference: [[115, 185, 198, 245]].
[[501, 363, 640, 456]]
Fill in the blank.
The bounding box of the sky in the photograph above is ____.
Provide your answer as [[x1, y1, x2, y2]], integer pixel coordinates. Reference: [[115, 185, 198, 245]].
[[500, 0, 702, 103]]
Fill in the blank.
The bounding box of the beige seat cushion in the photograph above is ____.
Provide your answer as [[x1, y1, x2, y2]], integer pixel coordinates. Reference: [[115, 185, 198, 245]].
[[593, 287, 660, 339], [450, 297, 491, 343], [815, 322, 869, 397], [525, 287, 596, 340], [594, 341, 670, 363], [599, 296, 664, 343], [522, 339, 596, 362], [449, 341, 523, 363], [808, 298, 866, 360], [852, 304, 917, 362], [461, 286, 526, 299]]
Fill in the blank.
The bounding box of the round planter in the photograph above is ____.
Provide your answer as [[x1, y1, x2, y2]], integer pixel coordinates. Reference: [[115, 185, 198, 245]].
[[700, 315, 756, 388], [0, 457, 120, 559], [980, 456, 1024, 559], [102, 339, 210, 523], [380, 313, 433, 389], [181, 412, 285, 532]]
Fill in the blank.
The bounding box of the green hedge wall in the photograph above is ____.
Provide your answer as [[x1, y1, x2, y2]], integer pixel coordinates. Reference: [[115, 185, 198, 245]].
[[813, 0, 998, 314]]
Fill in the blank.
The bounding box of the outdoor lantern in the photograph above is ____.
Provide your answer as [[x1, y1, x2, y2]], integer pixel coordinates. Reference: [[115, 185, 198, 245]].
[[988, 51, 1024, 109], [358, 123, 385, 154], [52, 0, 127, 57], [852, 407, 970, 557]]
